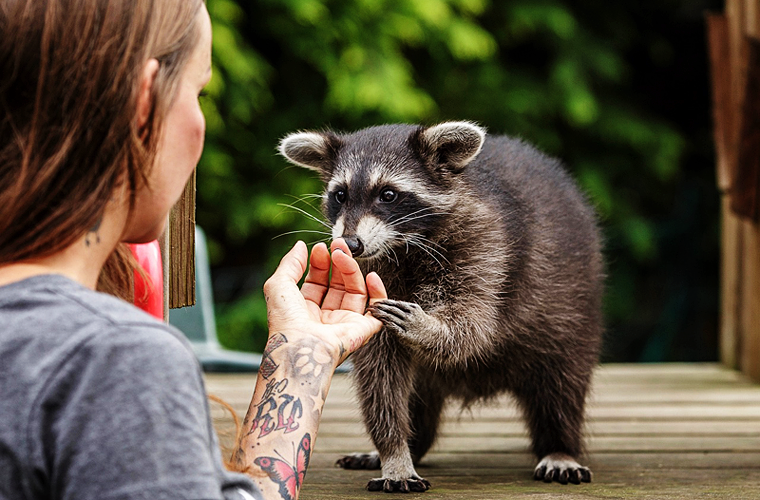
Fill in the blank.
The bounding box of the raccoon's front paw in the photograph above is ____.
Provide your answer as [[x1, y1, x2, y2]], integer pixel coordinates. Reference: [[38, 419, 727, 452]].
[[367, 476, 431, 493], [336, 451, 381, 470], [368, 300, 428, 344], [533, 453, 592, 484]]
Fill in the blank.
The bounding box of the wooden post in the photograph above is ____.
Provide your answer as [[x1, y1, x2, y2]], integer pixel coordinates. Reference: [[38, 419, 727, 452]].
[[160, 223, 170, 321], [740, 219, 760, 380], [163, 170, 197, 320], [708, 0, 760, 381], [719, 197, 742, 369]]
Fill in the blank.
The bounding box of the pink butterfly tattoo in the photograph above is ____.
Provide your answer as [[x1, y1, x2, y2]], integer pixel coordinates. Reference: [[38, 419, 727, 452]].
[[254, 433, 311, 500]]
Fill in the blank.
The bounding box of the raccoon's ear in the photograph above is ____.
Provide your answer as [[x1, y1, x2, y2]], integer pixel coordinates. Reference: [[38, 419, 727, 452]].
[[278, 131, 342, 176], [415, 121, 486, 174]]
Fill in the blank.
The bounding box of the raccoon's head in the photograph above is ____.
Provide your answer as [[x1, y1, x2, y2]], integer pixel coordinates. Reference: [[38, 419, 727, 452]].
[[279, 121, 485, 260]]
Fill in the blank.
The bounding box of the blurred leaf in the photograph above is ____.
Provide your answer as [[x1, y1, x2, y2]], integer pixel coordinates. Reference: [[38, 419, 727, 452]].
[[409, 0, 453, 27], [507, 2, 576, 40], [577, 165, 613, 218], [216, 290, 269, 352], [457, 0, 489, 15], [446, 19, 497, 60], [623, 216, 657, 262]]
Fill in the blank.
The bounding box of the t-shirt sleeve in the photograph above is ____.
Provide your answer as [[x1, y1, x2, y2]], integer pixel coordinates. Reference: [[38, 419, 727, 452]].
[[28, 323, 261, 500]]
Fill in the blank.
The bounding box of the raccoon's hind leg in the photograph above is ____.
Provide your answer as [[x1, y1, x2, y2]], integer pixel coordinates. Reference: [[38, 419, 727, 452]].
[[514, 360, 593, 485], [337, 330, 431, 492]]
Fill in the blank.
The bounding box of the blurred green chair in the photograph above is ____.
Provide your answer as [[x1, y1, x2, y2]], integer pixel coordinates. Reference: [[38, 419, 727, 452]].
[[170, 226, 262, 372]]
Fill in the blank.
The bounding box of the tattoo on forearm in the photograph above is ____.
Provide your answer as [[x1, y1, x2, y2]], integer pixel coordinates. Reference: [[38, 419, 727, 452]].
[[247, 378, 303, 438], [236, 335, 336, 487], [260, 332, 288, 379], [254, 433, 311, 500], [293, 343, 333, 377], [338, 341, 347, 361], [347, 336, 364, 353]]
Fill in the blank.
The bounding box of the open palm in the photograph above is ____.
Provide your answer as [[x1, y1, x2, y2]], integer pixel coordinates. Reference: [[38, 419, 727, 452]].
[[263, 239, 386, 365]]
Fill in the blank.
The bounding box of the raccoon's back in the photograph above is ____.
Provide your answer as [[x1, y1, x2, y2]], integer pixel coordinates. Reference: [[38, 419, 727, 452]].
[[467, 135, 601, 269], [465, 135, 604, 352]]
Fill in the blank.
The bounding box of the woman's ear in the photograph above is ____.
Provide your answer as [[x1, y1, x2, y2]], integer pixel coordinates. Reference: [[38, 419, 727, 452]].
[[136, 59, 160, 132]]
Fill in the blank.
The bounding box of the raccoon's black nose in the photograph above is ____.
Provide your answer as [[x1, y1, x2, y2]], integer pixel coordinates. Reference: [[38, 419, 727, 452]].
[[344, 236, 364, 257]]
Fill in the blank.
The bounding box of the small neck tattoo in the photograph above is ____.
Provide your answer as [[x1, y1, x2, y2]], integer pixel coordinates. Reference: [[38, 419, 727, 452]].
[[85, 218, 102, 247]]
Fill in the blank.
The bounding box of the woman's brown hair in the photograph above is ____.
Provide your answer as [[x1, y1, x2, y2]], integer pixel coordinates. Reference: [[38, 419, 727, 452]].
[[0, 0, 203, 289]]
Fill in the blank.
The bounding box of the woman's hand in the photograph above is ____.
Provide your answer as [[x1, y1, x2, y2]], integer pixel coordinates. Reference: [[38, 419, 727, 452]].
[[234, 240, 386, 495], [262, 239, 387, 365]]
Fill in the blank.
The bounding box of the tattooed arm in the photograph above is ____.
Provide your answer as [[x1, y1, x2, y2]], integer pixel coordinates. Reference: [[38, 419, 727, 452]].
[[232, 239, 386, 500]]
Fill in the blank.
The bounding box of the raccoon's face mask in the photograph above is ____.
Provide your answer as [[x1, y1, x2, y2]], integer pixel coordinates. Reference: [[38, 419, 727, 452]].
[[279, 121, 485, 260]]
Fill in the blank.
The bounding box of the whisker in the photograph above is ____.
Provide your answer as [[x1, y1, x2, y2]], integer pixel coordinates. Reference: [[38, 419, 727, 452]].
[[416, 244, 446, 270], [388, 206, 434, 224], [388, 244, 400, 267], [390, 206, 426, 218], [285, 192, 323, 200], [389, 207, 447, 226], [403, 233, 450, 269], [277, 202, 331, 229], [390, 212, 455, 228], [281, 193, 324, 211], [272, 229, 332, 240], [284, 193, 325, 213], [404, 233, 447, 254], [395, 213, 448, 226]]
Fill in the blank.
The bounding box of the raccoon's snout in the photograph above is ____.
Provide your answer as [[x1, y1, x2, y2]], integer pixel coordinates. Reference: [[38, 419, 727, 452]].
[[343, 236, 365, 257]]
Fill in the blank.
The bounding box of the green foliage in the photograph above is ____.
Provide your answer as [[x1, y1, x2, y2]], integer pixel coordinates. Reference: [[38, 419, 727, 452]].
[[215, 289, 269, 353], [202, 0, 719, 361]]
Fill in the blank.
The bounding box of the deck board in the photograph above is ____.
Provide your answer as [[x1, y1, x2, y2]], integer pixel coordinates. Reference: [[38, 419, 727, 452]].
[[205, 363, 760, 499]]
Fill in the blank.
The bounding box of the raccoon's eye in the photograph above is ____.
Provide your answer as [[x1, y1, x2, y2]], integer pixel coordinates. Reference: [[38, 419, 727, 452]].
[[334, 190, 347, 204], [379, 189, 397, 203]]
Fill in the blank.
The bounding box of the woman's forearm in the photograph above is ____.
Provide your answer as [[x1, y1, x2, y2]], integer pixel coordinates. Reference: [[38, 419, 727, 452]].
[[230, 240, 386, 499], [233, 332, 337, 500]]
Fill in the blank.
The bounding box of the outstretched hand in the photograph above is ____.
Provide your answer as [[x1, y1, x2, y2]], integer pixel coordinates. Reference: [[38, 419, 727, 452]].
[[263, 239, 387, 365]]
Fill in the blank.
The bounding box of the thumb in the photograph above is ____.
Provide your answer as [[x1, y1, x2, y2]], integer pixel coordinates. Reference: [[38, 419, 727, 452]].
[[266, 241, 309, 290]]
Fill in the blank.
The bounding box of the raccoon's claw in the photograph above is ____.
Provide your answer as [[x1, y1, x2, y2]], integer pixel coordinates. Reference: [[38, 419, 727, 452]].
[[336, 452, 381, 470], [533, 454, 592, 484], [367, 476, 431, 493], [368, 300, 426, 338]]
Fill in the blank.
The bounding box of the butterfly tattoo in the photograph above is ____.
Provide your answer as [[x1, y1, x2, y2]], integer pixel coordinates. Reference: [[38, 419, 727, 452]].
[[254, 433, 311, 500]]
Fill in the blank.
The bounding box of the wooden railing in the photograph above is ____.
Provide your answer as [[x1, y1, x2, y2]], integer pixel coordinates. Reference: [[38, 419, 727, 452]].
[[708, 0, 760, 381]]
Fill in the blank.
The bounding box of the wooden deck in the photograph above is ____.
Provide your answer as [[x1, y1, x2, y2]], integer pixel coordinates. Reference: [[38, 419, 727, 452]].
[[206, 363, 760, 499]]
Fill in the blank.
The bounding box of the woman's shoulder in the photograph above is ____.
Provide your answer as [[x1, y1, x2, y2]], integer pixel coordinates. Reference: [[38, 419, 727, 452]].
[[32, 273, 166, 325], [0, 274, 207, 454], [0, 273, 197, 374]]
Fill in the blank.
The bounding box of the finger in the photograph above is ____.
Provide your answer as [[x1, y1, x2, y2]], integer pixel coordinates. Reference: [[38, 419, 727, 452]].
[[325, 248, 368, 313], [263, 242, 310, 320], [330, 237, 351, 256], [366, 272, 388, 306], [332, 246, 366, 296], [319, 239, 350, 310], [327, 238, 350, 290], [264, 241, 308, 293], [301, 242, 331, 305]]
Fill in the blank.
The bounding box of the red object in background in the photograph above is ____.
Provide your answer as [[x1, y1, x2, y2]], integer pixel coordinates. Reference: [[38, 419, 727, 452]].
[[129, 241, 164, 320]]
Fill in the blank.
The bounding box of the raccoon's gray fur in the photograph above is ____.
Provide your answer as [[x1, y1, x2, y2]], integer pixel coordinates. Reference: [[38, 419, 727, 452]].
[[279, 121, 603, 492]]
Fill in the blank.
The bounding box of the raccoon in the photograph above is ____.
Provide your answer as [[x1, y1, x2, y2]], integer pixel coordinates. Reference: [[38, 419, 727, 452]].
[[279, 121, 604, 492]]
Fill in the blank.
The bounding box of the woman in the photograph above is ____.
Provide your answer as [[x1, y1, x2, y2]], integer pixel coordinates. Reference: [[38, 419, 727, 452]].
[[0, 1, 386, 499]]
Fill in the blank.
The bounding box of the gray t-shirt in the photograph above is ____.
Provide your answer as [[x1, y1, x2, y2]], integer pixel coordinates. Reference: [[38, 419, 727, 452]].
[[0, 274, 261, 500]]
